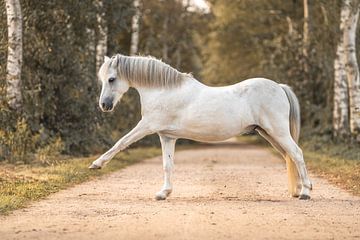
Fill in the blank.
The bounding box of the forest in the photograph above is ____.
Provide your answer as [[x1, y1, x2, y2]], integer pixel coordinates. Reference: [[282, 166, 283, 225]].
[[0, 0, 359, 164]]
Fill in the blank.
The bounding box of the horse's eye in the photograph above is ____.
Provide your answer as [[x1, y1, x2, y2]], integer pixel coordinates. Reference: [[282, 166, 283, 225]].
[[108, 77, 115, 83]]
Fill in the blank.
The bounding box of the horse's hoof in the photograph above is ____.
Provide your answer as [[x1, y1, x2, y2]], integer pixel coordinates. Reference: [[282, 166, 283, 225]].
[[155, 193, 167, 201], [88, 163, 101, 169], [155, 190, 171, 200], [299, 194, 311, 200]]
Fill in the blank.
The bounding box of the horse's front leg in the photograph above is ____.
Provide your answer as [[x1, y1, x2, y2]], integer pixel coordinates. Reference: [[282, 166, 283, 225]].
[[155, 134, 176, 200], [89, 120, 152, 169]]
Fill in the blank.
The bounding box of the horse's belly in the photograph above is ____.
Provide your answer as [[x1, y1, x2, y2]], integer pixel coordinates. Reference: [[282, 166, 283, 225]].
[[162, 113, 250, 142], [161, 128, 237, 142]]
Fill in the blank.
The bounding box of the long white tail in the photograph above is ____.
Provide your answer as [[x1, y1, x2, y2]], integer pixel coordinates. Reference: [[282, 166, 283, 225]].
[[280, 84, 301, 196]]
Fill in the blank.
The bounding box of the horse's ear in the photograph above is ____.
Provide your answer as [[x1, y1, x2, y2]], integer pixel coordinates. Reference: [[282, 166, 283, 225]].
[[104, 56, 110, 62]]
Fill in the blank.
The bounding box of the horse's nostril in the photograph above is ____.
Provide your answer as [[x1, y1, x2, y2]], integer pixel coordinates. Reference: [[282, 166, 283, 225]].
[[101, 97, 114, 111]]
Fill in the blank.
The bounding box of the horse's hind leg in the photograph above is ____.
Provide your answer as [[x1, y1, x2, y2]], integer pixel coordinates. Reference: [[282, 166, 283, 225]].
[[271, 133, 312, 199], [255, 127, 285, 157], [255, 127, 301, 197]]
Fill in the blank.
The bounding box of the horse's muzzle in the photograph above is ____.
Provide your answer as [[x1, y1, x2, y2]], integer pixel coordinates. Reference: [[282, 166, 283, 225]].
[[101, 97, 114, 112]]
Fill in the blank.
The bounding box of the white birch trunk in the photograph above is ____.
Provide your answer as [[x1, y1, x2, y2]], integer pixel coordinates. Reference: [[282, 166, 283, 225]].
[[302, 0, 309, 58], [343, 0, 360, 137], [333, 0, 351, 137], [302, 0, 310, 93], [333, 43, 349, 137], [130, 0, 141, 55], [5, 0, 22, 110], [95, 0, 108, 74]]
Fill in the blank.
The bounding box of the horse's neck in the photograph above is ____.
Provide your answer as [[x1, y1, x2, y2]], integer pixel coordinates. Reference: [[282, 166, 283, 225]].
[[135, 77, 205, 113]]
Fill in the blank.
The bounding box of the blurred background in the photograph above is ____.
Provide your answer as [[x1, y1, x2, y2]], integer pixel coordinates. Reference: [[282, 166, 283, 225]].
[[0, 0, 359, 164]]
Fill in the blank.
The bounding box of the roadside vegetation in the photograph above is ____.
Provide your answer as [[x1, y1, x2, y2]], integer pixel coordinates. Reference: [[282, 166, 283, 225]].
[[238, 135, 360, 196], [302, 137, 360, 196], [0, 147, 160, 215]]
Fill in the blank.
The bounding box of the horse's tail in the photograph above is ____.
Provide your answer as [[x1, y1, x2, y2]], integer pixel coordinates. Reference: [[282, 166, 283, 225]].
[[280, 84, 301, 196]]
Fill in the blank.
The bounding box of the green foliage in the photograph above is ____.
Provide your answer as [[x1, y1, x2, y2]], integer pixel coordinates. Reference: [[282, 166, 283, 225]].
[[261, 0, 341, 134], [0, 118, 34, 164], [36, 136, 64, 165], [202, 0, 297, 85], [140, 0, 208, 78], [20, 0, 101, 154], [0, 0, 206, 163]]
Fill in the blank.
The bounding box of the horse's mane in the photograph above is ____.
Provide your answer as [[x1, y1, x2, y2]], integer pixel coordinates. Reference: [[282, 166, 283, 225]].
[[109, 54, 191, 88]]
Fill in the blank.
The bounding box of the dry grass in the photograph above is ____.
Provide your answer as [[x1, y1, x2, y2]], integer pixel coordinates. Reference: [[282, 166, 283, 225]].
[[0, 147, 161, 215], [302, 137, 360, 196]]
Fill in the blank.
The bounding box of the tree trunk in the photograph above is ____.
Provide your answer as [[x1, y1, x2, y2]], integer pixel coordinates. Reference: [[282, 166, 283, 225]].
[[333, 0, 352, 138], [162, 15, 169, 62], [302, 0, 309, 58], [5, 0, 22, 110], [333, 41, 349, 137], [343, 0, 360, 138], [130, 0, 141, 55], [286, 16, 294, 35], [302, 0, 311, 101], [95, 0, 107, 74]]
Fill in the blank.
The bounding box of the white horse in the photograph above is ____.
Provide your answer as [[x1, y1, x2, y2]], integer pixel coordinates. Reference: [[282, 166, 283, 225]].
[[89, 54, 312, 200]]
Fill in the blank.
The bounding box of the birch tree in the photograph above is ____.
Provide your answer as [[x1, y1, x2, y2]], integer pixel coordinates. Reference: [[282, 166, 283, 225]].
[[302, 0, 311, 99], [333, 0, 360, 139], [95, 0, 107, 74], [343, 0, 360, 138], [130, 0, 141, 55], [302, 0, 310, 59], [5, 0, 22, 110], [333, 2, 350, 138]]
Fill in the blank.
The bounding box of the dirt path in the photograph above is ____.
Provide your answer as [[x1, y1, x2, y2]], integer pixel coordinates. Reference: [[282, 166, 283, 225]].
[[1, 143, 359, 240]]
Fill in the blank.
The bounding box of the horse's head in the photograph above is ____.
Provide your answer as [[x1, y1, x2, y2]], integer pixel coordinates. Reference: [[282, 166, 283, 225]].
[[98, 56, 130, 112]]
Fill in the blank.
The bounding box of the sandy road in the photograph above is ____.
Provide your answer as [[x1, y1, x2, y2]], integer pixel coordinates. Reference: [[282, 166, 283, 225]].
[[0, 143, 359, 240]]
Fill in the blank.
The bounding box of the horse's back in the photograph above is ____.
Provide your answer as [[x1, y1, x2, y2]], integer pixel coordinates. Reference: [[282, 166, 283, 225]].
[[233, 77, 282, 94], [233, 77, 289, 105]]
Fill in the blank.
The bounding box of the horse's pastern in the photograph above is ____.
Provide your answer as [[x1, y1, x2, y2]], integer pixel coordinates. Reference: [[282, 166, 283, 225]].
[[88, 163, 102, 169]]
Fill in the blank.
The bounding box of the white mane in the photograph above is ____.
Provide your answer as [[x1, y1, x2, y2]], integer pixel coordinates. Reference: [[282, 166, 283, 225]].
[[109, 54, 190, 88]]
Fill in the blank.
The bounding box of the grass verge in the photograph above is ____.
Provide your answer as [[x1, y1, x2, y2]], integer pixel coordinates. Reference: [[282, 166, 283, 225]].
[[238, 135, 360, 196], [302, 137, 360, 196], [0, 147, 160, 215]]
